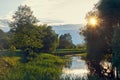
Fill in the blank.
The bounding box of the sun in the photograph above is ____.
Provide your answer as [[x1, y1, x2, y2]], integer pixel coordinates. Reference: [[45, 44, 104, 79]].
[[88, 17, 98, 27]]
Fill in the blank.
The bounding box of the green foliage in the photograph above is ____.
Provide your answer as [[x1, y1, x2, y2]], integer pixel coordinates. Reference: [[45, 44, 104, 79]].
[[9, 5, 59, 61], [2, 56, 21, 66], [26, 51, 37, 61], [76, 44, 86, 49], [82, 0, 120, 61], [0, 56, 21, 78], [10, 25, 43, 52], [9, 45, 16, 52], [81, 25, 106, 62], [0, 53, 64, 80], [80, 0, 120, 78], [112, 26, 120, 77], [9, 5, 38, 32], [58, 33, 75, 49], [97, 0, 120, 25], [9, 5, 43, 61], [0, 29, 9, 50], [96, 0, 120, 55], [40, 25, 59, 53], [53, 49, 86, 56]]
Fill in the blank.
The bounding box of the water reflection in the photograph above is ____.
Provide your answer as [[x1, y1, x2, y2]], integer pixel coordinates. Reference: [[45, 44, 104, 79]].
[[86, 59, 115, 79], [62, 56, 89, 78]]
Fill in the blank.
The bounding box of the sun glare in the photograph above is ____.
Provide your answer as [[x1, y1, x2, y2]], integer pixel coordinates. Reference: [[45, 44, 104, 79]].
[[88, 17, 98, 27]]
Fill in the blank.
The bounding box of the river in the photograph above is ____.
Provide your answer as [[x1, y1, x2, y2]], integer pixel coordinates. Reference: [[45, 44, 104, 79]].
[[61, 56, 89, 79]]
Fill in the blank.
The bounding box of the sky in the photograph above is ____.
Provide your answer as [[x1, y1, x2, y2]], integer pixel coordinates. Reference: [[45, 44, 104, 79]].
[[0, 0, 99, 44], [0, 0, 99, 26]]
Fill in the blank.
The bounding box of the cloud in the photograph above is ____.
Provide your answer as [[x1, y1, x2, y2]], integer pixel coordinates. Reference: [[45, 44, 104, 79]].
[[0, 18, 9, 22], [40, 18, 64, 24], [0, 15, 11, 32], [22, 0, 99, 24], [0, 0, 99, 26], [5, 11, 14, 21], [0, 18, 10, 31], [53, 24, 83, 30], [0, 18, 10, 27]]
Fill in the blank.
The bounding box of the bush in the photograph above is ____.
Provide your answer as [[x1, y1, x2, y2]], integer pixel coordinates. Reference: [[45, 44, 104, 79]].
[[9, 45, 16, 52]]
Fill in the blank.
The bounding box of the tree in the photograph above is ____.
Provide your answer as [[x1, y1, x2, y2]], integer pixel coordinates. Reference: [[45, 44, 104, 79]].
[[112, 26, 120, 79], [10, 5, 59, 61], [81, 11, 107, 60], [97, 0, 120, 78], [9, 5, 42, 61], [58, 33, 74, 49], [97, 0, 120, 54], [0, 29, 9, 50], [81, 23, 106, 77], [97, 0, 120, 26], [39, 25, 58, 53], [10, 5, 38, 32], [81, 0, 120, 79], [9, 5, 42, 49], [81, 1, 120, 77]]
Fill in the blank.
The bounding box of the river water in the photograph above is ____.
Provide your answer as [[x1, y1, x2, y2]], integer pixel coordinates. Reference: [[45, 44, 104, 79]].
[[61, 56, 89, 79]]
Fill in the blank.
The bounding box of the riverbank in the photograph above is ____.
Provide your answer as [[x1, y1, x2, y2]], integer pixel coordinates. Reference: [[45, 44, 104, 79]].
[[0, 50, 114, 80], [53, 49, 86, 56], [0, 51, 65, 80], [0, 49, 88, 80], [61, 56, 89, 79]]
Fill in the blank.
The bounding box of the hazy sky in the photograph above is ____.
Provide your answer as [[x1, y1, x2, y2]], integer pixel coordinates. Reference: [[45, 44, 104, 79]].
[[0, 0, 99, 25]]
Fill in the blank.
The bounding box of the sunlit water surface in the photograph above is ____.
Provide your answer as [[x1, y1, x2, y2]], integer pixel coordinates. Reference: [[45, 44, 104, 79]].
[[61, 56, 89, 79]]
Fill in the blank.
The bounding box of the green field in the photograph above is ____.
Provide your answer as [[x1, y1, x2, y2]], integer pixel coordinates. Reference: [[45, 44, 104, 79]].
[[53, 48, 86, 56]]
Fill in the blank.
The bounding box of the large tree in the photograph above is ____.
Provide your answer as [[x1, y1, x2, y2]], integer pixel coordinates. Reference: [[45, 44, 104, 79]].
[[10, 5, 42, 50], [97, 0, 120, 78], [97, 0, 120, 54], [10, 5, 38, 32], [81, 0, 120, 78], [10, 5, 59, 61], [0, 29, 9, 50], [9, 5, 42, 61], [112, 26, 120, 79], [39, 25, 58, 53], [81, 15, 107, 77], [97, 0, 120, 26], [58, 33, 74, 49]]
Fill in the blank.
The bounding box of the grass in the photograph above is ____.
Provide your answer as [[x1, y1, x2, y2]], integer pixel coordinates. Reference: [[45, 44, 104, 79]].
[[0, 50, 23, 57], [53, 48, 86, 56], [0, 51, 66, 80], [0, 50, 113, 80], [2, 56, 21, 66], [0, 49, 87, 80]]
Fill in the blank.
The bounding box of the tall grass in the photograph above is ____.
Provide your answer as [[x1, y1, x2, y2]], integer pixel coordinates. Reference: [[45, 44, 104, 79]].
[[0, 53, 65, 80]]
